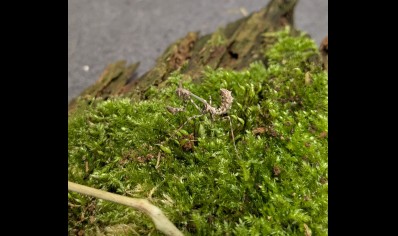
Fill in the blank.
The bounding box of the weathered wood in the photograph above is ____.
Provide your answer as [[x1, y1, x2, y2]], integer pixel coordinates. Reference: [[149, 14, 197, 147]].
[[68, 61, 139, 112], [319, 36, 328, 71], [68, 0, 304, 111]]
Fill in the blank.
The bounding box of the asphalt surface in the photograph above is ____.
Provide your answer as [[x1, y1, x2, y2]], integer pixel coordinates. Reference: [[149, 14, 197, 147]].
[[68, 0, 328, 102]]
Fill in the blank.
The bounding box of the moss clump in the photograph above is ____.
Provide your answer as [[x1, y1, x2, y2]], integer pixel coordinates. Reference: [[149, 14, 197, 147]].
[[68, 28, 328, 235]]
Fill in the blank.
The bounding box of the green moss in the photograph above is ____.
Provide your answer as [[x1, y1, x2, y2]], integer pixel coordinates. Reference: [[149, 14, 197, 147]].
[[68, 27, 328, 235]]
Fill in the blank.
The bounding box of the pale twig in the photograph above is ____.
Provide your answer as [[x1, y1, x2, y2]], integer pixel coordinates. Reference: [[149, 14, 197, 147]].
[[187, 91, 207, 104], [68, 181, 184, 236], [68, 202, 81, 208], [155, 152, 161, 169], [189, 99, 202, 112], [148, 185, 158, 201]]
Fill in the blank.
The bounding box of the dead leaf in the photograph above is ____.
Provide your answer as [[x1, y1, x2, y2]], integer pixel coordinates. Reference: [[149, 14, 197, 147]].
[[252, 127, 266, 135], [319, 131, 328, 139], [273, 166, 281, 176]]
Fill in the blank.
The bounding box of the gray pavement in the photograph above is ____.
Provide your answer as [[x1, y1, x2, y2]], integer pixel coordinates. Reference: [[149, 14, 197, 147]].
[[68, 0, 328, 102]]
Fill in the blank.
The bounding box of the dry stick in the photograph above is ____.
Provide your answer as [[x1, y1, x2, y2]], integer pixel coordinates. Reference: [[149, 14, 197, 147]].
[[189, 98, 202, 112], [155, 152, 162, 169], [68, 181, 184, 236]]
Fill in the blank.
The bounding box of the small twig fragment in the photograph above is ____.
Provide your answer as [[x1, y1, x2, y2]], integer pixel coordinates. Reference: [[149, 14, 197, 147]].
[[148, 185, 158, 201], [155, 152, 161, 169]]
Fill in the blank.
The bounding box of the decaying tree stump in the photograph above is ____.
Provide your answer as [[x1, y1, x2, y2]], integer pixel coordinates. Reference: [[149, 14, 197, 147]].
[[68, 0, 323, 112]]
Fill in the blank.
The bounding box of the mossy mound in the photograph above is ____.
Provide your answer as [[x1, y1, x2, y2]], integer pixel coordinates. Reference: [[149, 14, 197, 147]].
[[68, 28, 328, 235]]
